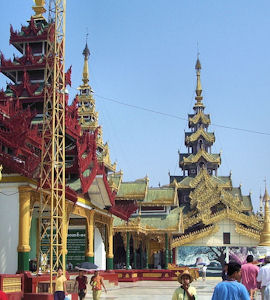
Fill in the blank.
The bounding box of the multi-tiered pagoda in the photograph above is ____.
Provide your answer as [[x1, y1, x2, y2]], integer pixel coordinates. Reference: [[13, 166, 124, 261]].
[[0, 2, 133, 274], [170, 59, 262, 267]]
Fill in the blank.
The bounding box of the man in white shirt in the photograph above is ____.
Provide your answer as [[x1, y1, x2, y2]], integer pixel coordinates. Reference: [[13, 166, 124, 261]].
[[257, 256, 270, 300]]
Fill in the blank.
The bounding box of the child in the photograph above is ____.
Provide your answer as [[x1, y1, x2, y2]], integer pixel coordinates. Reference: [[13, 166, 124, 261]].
[[172, 270, 197, 300]]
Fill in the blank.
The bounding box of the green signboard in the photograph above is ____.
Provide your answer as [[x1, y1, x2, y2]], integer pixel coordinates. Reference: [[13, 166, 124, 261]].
[[40, 228, 86, 269], [67, 228, 86, 268]]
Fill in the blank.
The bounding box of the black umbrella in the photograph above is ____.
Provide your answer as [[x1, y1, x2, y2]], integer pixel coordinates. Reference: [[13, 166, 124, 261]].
[[75, 262, 98, 271]]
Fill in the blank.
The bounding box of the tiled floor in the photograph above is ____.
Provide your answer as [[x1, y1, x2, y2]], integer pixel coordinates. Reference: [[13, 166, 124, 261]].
[[85, 278, 222, 299]]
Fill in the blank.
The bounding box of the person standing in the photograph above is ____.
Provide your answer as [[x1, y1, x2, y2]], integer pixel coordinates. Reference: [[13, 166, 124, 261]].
[[172, 270, 197, 300], [241, 255, 259, 300], [54, 267, 67, 300], [257, 256, 270, 300], [211, 262, 250, 300], [74, 270, 88, 300], [90, 271, 107, 300], [202, 265, 207, 281]]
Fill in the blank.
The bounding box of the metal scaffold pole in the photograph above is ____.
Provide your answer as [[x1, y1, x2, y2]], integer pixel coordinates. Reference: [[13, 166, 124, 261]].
[[38, 0, 66, 292]]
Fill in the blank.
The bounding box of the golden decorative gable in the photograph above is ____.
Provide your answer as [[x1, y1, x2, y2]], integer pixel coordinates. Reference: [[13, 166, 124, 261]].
[[185, 127, 215, 144], [188, 111, 210, 126], [182, 149, 221, 165], [172, 225, 219, 248]]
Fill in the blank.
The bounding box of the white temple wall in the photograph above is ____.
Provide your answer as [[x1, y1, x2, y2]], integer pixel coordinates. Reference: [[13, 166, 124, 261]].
[[94, 227, 106, 270], [0, 182, 20, 274], [184, 219, 259, 247]]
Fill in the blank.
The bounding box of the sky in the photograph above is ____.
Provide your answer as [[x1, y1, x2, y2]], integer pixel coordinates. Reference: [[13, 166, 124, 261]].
[[1, 0, 270, 212]]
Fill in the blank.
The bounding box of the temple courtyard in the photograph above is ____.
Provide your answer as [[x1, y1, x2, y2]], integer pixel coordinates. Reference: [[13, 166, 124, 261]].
[[84, 278, 258, 300]]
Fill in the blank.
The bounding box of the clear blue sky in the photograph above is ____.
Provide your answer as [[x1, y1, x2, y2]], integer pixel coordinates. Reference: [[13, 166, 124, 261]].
[[1, 0, 270, 212]]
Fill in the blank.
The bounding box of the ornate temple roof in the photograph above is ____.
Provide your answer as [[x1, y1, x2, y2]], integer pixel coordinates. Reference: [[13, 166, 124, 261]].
[[185, 127, 215, 145], [77, 42, 116, 172], [108, 171, 123, 192], [142, 187, 178, 206], [180, 150, 221, 166], [116, 177, 149, 200], [188, 111, 210, 127], [168, 58, 261, 247], [176, 170, 232, 189], [0, 5, 135, 220], [113, 207, 183, 234]]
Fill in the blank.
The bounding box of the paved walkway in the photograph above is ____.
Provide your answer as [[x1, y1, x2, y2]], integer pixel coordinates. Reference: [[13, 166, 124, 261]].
[[85, 278, 222, 299]]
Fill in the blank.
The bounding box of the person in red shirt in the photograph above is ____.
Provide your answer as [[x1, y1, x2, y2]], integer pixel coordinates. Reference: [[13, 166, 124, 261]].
[[74, 270, 88, 300], [0, 290, 8, 300], [241, 255, 259, 300]]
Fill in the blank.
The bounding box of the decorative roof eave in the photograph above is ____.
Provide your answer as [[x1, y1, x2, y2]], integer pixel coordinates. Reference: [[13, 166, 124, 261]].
[[177, 171, 232, 190], [185, 127, 215, 144], [116, 177, 149, 200], [181, 149, 221, 165], [109, 200, 138, 221], [188, 111, 210, 126], [140, 200, 176, 206], [183, 208, 262, 231], [203, 208, 262, 230], [141, 185, 178, 206], [114, 208, 183, 234], [113, 222, 181, 234], [10, 19, 49, 45], [171, 225, 219, 248], [235, 223, 260, 241], [116, 194, 146, 201], [108, 171, 123, 192]]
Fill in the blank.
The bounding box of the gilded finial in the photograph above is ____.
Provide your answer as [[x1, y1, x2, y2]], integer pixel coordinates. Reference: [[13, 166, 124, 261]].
[[32, 0, 46, 20], [260, 191, 263, 214], [78, 36, 93, 92], [259, 183, 270, 246], [194, 54, 205, 109]]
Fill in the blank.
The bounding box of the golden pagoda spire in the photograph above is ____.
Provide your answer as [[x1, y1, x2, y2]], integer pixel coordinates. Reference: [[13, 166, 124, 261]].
[[78, 41, 93, 92], [32, 0, 46, 20], [194, 56, 205, 109], [259, 185, 270, 246]]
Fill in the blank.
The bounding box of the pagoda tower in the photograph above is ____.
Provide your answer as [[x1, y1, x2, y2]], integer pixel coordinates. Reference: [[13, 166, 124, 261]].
[[0, 3, 49, 114], [171, 58, 261, 255], [179, 58, 220, 178], [77, 43, 116, 173]]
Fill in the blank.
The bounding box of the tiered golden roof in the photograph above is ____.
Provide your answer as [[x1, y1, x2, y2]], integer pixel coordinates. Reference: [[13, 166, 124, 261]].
[[185, 127, 215, 144], [181, 149, 221, 166], [77, 43, 116, 172], [188, 111, 210, 126], [172, 168, 262, 247]]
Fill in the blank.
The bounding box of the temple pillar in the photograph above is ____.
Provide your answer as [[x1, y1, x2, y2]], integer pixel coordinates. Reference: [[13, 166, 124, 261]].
[[145, 238, 149, 269], [172, 247, 176, 264], [169, 234, 173, 264], [126, 232, 130, 269], [140, 243, 143, 269], [106, 218, 114, 270], [17, 186, 32, 271], [164, 233, 169, 269], [85, 210, 95, 263], [133, 234, 137, 269]]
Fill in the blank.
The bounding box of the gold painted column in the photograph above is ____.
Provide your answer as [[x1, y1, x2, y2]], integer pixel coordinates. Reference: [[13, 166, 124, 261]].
[[18, 186, 32, 271], [106, 217, 114, 270], [61, 206, 71, 273], [86, 210, 95, 263]]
